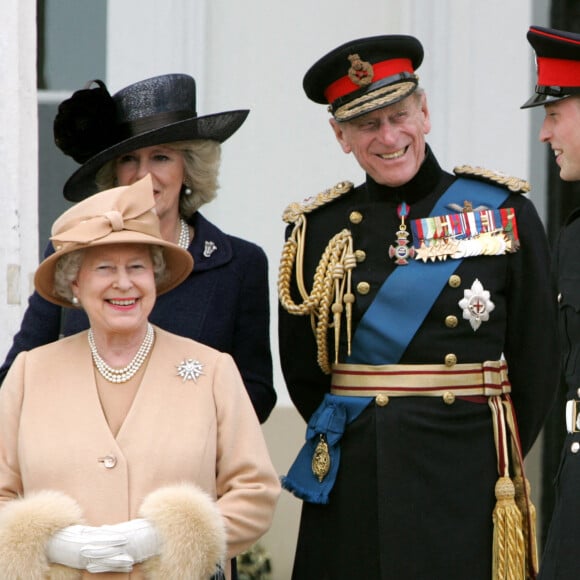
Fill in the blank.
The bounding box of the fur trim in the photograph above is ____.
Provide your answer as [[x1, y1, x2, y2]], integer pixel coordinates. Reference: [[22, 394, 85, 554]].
[[0, 490, 83, 580], [139, 483, 226, 579]]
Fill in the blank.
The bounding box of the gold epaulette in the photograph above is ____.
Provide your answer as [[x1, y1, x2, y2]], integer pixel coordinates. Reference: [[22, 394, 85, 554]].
[[282, 181, 354, 224], [453, 165, 531, 194]]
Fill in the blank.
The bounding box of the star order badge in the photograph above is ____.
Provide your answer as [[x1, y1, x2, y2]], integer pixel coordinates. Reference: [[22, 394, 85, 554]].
[[176, 358, 205, 382], [458, 279, 495, 331]]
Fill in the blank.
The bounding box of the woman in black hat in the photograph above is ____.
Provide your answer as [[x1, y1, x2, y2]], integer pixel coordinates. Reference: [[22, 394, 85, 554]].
[[0, 74, 276, 425]]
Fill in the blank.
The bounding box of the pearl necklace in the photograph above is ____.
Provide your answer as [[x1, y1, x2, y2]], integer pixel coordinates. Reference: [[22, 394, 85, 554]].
[[178, 218, 190, 249], [88, 323, 155, 383]]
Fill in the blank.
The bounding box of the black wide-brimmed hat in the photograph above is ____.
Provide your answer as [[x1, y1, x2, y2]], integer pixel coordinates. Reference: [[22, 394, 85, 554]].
[[54, 73, 249, 201], [522, 26, 580, 109], [303, 35, 423, 122]]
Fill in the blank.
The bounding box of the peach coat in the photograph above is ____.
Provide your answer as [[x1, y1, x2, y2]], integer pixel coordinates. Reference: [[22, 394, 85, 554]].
[[0, 326, 280, 579]]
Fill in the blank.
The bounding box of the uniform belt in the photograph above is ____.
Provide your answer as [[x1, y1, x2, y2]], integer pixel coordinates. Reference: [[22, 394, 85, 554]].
[[330, 360, 511, 399], [566, 400, 580, 433]]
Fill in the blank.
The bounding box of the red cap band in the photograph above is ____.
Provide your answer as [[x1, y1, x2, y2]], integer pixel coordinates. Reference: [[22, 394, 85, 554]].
[[537, 56, 580, 87], [324, 58, 414, 103]]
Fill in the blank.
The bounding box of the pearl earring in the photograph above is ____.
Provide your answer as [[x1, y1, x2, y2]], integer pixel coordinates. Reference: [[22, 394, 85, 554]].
[[72, 296, 79, 306], [183, 184, 192, 196]]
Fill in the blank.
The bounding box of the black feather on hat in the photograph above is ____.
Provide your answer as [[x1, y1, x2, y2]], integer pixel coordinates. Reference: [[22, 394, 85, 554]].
[[54, 80, 118, 164]]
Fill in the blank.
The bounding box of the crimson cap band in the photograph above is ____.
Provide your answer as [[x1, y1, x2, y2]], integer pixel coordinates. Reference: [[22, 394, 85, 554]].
[[521, 25, 580, 109], [303, 35, 423, 121]]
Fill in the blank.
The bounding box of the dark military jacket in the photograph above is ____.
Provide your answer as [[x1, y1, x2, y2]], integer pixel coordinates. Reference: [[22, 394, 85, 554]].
[[279, 147, 559, 580], [537, 208, 580, 580]]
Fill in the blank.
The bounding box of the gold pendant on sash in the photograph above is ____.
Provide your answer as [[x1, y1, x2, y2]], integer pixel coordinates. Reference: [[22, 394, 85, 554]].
[[312, 435, 331, 482]]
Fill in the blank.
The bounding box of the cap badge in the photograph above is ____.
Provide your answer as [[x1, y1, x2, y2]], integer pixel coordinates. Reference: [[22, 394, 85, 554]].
[[176, 358, 205, 382], [348, 54, 374, 87]]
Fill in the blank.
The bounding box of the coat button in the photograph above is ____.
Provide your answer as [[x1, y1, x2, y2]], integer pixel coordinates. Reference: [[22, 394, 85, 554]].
[[448, 275, 461, 288], [357, 281, 370, 295], [354, 249, 366, 263], [443, 391, 456, 405], [571, 442, 580, 454], [349, 211, 363, 224], [375, 394, 389, 406], [444, 353, 457, 367], [558, 293, 562, 303], [98, 455, 117, 469], [445, 315, 458, 328]]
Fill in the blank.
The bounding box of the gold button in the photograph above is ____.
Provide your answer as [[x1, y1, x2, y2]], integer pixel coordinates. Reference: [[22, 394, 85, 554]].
[[444, 353, 457, 367], [443, 391, 456, 405], [448, 275, 461, 288], [349, 211, 363, 224], [445, 315, 458, 328], [354, 249, 367, 262], [571, 442, 580, 454], [375, 394, 389, 407], [357, 281, 370, 295]]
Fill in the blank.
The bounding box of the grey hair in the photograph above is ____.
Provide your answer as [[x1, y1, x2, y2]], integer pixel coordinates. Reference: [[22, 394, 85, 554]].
[[94, 139, 222, 219], [53, 245, 167, 305]]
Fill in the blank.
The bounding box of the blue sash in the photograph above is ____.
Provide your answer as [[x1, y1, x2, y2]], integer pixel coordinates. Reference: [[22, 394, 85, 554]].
[[282, 178, 510, 504]]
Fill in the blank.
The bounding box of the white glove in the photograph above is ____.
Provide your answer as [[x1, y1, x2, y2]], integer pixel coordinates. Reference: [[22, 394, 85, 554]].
[[101, 518, 161, 563], [46, 524, 134, 573]]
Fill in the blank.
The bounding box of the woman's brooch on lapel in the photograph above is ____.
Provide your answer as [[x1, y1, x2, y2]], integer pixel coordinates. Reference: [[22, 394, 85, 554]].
[[176, 359, 205, 382]]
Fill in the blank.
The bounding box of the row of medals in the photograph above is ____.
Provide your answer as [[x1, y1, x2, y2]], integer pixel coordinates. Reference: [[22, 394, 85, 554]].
[[389, 224, 517, 265]]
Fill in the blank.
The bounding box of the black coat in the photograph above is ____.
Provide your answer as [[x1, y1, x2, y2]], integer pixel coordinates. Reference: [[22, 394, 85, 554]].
[[279, 148, 559, 579], [0, 212, 276, 423], [538, 208, 580, 580]]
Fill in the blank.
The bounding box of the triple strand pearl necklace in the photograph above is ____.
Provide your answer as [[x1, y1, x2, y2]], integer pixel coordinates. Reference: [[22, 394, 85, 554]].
[[178, 218, 190, 249], [88, 323, 155, 384]]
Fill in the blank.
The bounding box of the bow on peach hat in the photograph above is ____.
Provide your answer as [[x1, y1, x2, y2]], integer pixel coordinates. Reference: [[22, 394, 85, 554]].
[[34, 174, 193, 307]]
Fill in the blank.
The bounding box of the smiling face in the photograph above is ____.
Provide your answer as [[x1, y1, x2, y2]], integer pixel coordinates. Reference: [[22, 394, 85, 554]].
[[71, 244, 156, 338], [114, 145, 185, 223], [330, 91, 431, 187], [539, 96, 580, 182]]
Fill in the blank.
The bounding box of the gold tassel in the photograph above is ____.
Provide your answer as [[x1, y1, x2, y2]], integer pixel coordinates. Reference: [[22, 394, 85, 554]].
[[513, 475, 538, 579], [492, 476, 526, 580]]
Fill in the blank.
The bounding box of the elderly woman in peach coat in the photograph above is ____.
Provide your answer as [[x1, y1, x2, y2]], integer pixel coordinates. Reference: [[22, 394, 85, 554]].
[[0, 175, 280, 579]]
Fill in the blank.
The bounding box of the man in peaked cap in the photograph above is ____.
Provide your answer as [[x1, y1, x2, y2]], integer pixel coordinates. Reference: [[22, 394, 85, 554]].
[[278, 34, 558, 579], [522, 25, 580, 580]]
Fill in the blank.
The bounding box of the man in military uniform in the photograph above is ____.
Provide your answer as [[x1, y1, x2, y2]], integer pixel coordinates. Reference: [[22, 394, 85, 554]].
[[278, 34, 559, 579], [522, 25, 580, 580]]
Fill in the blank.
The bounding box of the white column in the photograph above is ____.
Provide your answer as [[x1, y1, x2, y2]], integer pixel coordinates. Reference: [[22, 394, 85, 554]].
[[0, 0, 38, 351]]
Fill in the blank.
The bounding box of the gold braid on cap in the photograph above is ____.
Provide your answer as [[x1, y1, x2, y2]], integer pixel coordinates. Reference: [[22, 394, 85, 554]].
[[332, 77, 418, 121], [453, 165, 531, 193], [278, 181, 355, 374]]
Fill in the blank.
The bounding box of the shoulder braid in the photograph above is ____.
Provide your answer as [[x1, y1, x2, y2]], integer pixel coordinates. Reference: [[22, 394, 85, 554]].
[[282, 181, 354, 224], [453, 165, 531, 193], [278, 181, 356, 374]]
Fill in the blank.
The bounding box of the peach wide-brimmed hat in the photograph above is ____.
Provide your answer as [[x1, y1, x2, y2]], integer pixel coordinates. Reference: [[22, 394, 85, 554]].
[[34, 174, 193, 307]]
